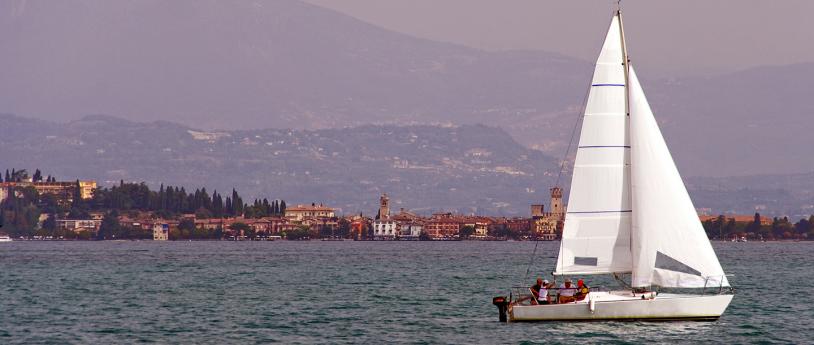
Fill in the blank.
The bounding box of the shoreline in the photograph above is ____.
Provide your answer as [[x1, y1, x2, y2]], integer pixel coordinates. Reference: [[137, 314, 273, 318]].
[[2, 238, 810, 243]]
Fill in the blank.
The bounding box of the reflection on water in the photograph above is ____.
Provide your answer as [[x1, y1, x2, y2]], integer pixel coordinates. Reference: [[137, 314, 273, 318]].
[[0, 241, 809, 344]]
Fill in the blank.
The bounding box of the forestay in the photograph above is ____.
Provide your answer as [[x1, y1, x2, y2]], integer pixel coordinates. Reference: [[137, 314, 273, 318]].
[[628, 67, 729, 288], [554, 16, 632, 276]]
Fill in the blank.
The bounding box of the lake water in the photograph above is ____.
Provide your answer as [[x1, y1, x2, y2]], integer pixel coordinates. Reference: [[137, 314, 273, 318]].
[[0, 241, 810, 344]]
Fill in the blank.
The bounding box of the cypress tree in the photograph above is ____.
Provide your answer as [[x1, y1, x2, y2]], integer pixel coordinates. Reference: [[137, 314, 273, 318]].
[[159, 184, 166, 210], [179, 187, 188, 213], [71, 180, 82, 207], [201, 188, 211, 209], [231, 189, 243, 216], [173, 186, 181, 212], [212, 191, 223, 217]]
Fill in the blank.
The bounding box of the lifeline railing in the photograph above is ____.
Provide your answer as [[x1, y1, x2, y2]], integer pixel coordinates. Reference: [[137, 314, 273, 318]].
[[701, 274, 735, 295], [509, 285, 607, 305]]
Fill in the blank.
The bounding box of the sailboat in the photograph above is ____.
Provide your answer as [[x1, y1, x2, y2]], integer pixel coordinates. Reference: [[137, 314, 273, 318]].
[[492, 9, 733, 321]]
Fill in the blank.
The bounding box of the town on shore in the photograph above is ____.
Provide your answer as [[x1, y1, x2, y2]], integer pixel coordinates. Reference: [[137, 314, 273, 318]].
[[1, 168, 813, 242]]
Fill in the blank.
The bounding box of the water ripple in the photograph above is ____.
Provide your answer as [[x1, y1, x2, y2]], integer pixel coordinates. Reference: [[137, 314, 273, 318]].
[[0, 241, 810, 344]]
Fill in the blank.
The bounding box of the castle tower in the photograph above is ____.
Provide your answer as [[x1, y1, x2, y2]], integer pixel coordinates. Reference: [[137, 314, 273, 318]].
[[530, 204, 545, 218], [379, 193, 390, 220], [550, 187, 563, 216]]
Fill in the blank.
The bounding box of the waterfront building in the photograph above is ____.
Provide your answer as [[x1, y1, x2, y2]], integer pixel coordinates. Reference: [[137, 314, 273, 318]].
[[461, 217, 491, 239], [301, 217, 340, 236], [349, 215, 371, 240], [425, 213, 461, 239], [56, 219, 102, 235], [506, 218, 531, 233], [117, 217, 179, 237], [153, 224, 169, 241], [372, 193, 399, 239], [531, 187, 565, 240], [194, 218, 226, 231], [284, 203, 335, 221], [250, 216, 291, 235], [392, 208, 421, 223], [0, 180, 96, 205], [373, 219, 399, 239], [399, 222, 423, 240]]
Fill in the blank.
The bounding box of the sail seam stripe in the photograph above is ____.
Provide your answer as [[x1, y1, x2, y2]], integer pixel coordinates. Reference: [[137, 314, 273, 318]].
[[573, 165, 626, 168], [567, 210, 632, 214], [592, 83, 625, 86], [578, 145, 631, 148], [574, 165, 626, 167]]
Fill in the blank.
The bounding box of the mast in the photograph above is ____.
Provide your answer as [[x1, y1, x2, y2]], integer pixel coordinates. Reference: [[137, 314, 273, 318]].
[[617, 2, 634, 272], [617, 7, 631, 117]]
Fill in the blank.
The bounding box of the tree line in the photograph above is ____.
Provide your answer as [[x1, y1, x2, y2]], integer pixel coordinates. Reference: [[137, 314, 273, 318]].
[[702, 213, 814, 240], [90, 180, 285, 219], [1, 168, 57, 183], [0, 171, 286, 239]]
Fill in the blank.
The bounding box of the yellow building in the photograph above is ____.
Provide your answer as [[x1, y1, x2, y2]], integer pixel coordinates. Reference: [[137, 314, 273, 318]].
[[77, 181, 97, 199], [33, 181, 97, 200], [531, 187, 565, 241], [0, 180, 97, 204], [284, 204, 336, 221], [153, 224, 169, 241]]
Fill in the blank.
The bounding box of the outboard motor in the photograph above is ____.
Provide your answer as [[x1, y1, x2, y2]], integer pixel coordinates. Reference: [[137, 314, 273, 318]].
[[492, 296, 509, 322]]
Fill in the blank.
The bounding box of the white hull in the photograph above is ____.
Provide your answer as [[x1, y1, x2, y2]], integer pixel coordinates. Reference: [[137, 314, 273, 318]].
[[509, 291, 733, 321], [0, 237, 12, 242]]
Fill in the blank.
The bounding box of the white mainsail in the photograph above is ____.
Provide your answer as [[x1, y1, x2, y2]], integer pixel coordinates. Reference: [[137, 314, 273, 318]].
[[628, 67, 729, 288], [554, 16, 632, 275]]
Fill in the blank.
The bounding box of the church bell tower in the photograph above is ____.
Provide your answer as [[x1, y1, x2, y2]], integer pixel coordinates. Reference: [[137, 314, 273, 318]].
[[379, 193, 390, 220]]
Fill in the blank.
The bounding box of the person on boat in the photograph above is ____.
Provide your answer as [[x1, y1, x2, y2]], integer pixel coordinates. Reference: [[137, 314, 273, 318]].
[[558, 278, 577, 303], [575, 279, 591, 301], [514, 278, 543, 305], [548, 281, 559, 304], [530, 278, 544, 302], [537, 280, 551, 305]]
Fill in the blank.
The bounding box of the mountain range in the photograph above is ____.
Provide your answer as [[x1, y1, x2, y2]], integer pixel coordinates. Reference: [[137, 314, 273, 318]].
[[0, 114, 560, 216], [0, 0, 812, 213], [1, 114, 811, 217]]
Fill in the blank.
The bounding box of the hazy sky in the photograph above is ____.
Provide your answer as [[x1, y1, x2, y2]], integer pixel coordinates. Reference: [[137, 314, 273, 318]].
[[304, 0, 814, 77]]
